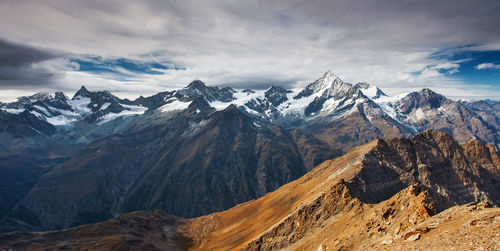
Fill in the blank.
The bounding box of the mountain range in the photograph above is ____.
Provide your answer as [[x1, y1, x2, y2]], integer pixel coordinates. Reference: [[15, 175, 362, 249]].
[[1, 130, 498, 250], [0, 71, 499, 232]]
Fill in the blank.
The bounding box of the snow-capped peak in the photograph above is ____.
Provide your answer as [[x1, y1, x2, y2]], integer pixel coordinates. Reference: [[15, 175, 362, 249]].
[[54, 91, 68, 101], [186, 80, 207, 90], [312, 71, 343, 93], [73, 85, 91, 99], [30, 92, 53, 101], [16, 92, 53, 104], [294, 71, 347, 100]]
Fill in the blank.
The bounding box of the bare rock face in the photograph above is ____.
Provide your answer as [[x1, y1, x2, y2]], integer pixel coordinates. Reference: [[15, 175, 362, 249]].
[[461, 138, 500, 175], [393, 89, 499, 148], [346, 130, 500, 210], [309, 99, 412, 153]]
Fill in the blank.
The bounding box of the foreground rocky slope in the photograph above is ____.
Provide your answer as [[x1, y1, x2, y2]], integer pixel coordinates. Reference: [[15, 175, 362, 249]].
[[1, 130, 498, 250]]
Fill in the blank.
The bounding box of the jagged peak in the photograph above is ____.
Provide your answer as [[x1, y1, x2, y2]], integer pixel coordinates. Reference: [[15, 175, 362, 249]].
[[399, 89, 447, 110], [411, 88, 445, 100], [419, 88, 439, 95], [31, 92, 52, 99], [78, 85, 89, 92], [265, 85, 288, 93], [314, 71, 344, 91], [294, 71, 350, 99], [220, 86, 236, 93], [322, 70, 342, 81], [15, 92, 53, 105], [414, 129, 455, 144], [54, 91, 68, 100], [73, 85, 91, 99], [186, 80, 207, 90]]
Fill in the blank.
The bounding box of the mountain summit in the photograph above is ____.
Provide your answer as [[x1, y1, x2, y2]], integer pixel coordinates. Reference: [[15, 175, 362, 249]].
[[73, 85, 91, 99]]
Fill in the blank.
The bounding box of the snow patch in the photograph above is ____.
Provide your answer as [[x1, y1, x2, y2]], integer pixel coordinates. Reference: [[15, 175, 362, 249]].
[[414, 108, 425, 120], [98, 104, 147, 125], [100, 102, 111, 110], [2, 108, 24, 114], [210, 89, 266, 111], [30, 111, 45, 119], [46, 116, 78, 126], [182, 119, 210, 136], [67, 97, 91, 114], [359, 85, 379, 99], [33, 105, 51, 116], [373, 93, 408, 123], [159, 99, 192, 113]]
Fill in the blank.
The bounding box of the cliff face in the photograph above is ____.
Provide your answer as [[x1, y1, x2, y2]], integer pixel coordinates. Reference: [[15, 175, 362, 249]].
[[347, 130, 500, 210]]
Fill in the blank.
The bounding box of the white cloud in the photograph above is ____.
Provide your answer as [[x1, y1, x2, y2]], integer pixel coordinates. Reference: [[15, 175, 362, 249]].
[[476, 63, 500, 70], [420, 67, 442, 79], [435, 63, 460, 70]]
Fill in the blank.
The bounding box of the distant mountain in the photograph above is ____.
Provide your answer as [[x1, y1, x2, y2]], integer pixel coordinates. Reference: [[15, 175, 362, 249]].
[[378, 89, 499, 146], [2, 131, 498, 250], [461, 99, 500, 131], [0, 72, 499, 232], [1, 72, 498, 149]]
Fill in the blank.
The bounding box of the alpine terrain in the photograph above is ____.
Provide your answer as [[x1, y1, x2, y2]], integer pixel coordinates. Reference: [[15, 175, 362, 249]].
[[1, 131, 498, 250], [0, 72, 499, 233]]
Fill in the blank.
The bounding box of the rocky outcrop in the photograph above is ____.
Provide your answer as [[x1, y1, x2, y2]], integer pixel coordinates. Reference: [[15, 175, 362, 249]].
[[347, 130, 500, 210]]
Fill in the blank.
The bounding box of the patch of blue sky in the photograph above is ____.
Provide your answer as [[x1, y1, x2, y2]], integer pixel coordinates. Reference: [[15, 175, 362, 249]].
[[68, 56, 182, 77], [429, 47, 500, 86]]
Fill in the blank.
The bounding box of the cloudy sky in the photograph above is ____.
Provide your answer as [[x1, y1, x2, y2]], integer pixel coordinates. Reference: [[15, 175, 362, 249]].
[[0, 0, 499, 101]]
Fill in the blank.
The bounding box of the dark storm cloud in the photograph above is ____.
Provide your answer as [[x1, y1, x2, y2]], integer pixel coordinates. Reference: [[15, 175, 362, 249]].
[[0, 38, 58, 68], [0, 38, 64, 88]]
